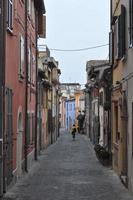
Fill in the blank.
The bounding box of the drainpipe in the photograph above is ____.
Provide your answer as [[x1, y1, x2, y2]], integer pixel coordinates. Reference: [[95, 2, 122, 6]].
[[35, 9, 38, 160], [24, 0, 28, 172], [0, 0, 6, 196], [110, 0, 113, 158], [2, 0, 6, 194], [51, 86, 53, 144], [0, 0, 5, 197], [97, 87, 100, 144]]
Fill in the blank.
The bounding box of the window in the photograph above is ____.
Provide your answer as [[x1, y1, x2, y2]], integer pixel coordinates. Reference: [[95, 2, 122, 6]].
[[31, 113, 35, 143], [19, 35, 25, 79], [109, 30, 114, 65], [114, 105, 119, 143], [27, 113, 31, 145], [114, 5, 126, 60], [114, 18, 119, 59], [5, 88, 13, 185], [28, 48, 31, 82], [38, 14, 46, 38], [119, 5, 126, 57], [31, 0, 35, 23], [27, 0, 31, 16], [129, 0, 133, 47], [32, 54, 36, 85], [7, 0, 13, 31]]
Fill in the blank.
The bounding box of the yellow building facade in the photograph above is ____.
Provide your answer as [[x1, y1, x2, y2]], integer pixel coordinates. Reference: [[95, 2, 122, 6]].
[[111, 0, 128, 186]]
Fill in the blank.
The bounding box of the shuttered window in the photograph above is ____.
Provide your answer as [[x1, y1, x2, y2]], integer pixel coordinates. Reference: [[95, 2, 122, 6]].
[[32, 54, 36, 85], [7, 0, 13, 31], [119, 5, 126, 57], [28, 48, 31, 82], [38, 14, 46, 38], [5, 88, 13, 185], [129, 0, 133, 47], [19, 35, 25, 79], [27, 0, 31, 16], [114, 5, 126, 61], [114, 18, 119, 59], [109, 31, 114, 65], [27, 113, 31, 145], [27, 113, 35, 145], [31, 113, 35, 143], [31, 0, 35, 23]]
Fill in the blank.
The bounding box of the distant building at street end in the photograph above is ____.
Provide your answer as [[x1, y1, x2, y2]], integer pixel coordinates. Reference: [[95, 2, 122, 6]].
[[60, 83, 81, 130]]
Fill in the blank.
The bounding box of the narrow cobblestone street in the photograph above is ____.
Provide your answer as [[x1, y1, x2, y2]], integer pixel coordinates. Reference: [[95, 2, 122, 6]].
[[3, 130, 133, 200]]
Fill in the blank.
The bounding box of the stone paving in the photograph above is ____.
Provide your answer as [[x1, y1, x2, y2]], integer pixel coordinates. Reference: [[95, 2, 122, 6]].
[[2, 130, 133, 200]]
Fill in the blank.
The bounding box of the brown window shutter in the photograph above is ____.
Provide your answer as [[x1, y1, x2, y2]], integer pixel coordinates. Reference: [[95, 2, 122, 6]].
[[109, 30, 114, 65], [114, 18, 119, 59], [119, 5, 126, 57], [38, 14, 46, 38], [118, 15, 121, 58]]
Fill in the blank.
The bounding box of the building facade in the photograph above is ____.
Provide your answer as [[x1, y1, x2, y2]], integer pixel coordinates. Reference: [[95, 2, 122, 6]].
[[85, 60, 111, 143], [0, 0, 46, 195], [66, 99, 75, 131], [60, 83, 81, 130], [38, 49, 61, 148], [110, 0, 133, 190], [110, 0, 128, 187]]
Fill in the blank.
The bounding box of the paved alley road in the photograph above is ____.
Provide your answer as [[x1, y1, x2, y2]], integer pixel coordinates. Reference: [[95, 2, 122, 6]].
[[3, 131, 133, 200]]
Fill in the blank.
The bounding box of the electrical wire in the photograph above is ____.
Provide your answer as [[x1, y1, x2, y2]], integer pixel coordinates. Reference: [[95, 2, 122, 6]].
[[38, 44, 109, 52]]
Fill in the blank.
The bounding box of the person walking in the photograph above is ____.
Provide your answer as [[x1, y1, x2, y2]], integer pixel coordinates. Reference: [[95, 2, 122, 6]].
[[71, 124, 76, 140]]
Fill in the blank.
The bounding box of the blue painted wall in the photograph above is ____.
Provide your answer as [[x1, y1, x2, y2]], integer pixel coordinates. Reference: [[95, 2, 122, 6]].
[[66, 99, 75, 130]]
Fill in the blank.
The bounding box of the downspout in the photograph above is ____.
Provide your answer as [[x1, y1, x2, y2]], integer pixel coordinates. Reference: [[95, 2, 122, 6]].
[[110, 0, 114, 158], [97, 87, 100, 144], [0, 0, 6, 196], [2, 0, 6, 194], [24, 0, 28, 172], [51, 85, 53, 144], [56, 90, 58, 138], [35, 9, 38, 160]]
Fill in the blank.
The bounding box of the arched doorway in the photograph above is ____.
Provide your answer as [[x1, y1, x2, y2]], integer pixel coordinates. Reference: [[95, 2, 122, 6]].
[[16, 112, 23, 176]]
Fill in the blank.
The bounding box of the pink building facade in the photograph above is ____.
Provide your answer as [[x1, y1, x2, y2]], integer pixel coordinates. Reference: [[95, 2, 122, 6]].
[[1, 0, 45, 194]]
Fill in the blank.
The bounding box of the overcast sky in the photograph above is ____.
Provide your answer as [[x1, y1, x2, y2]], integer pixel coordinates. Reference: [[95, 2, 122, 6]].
[[39, 0, 110, 86]]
